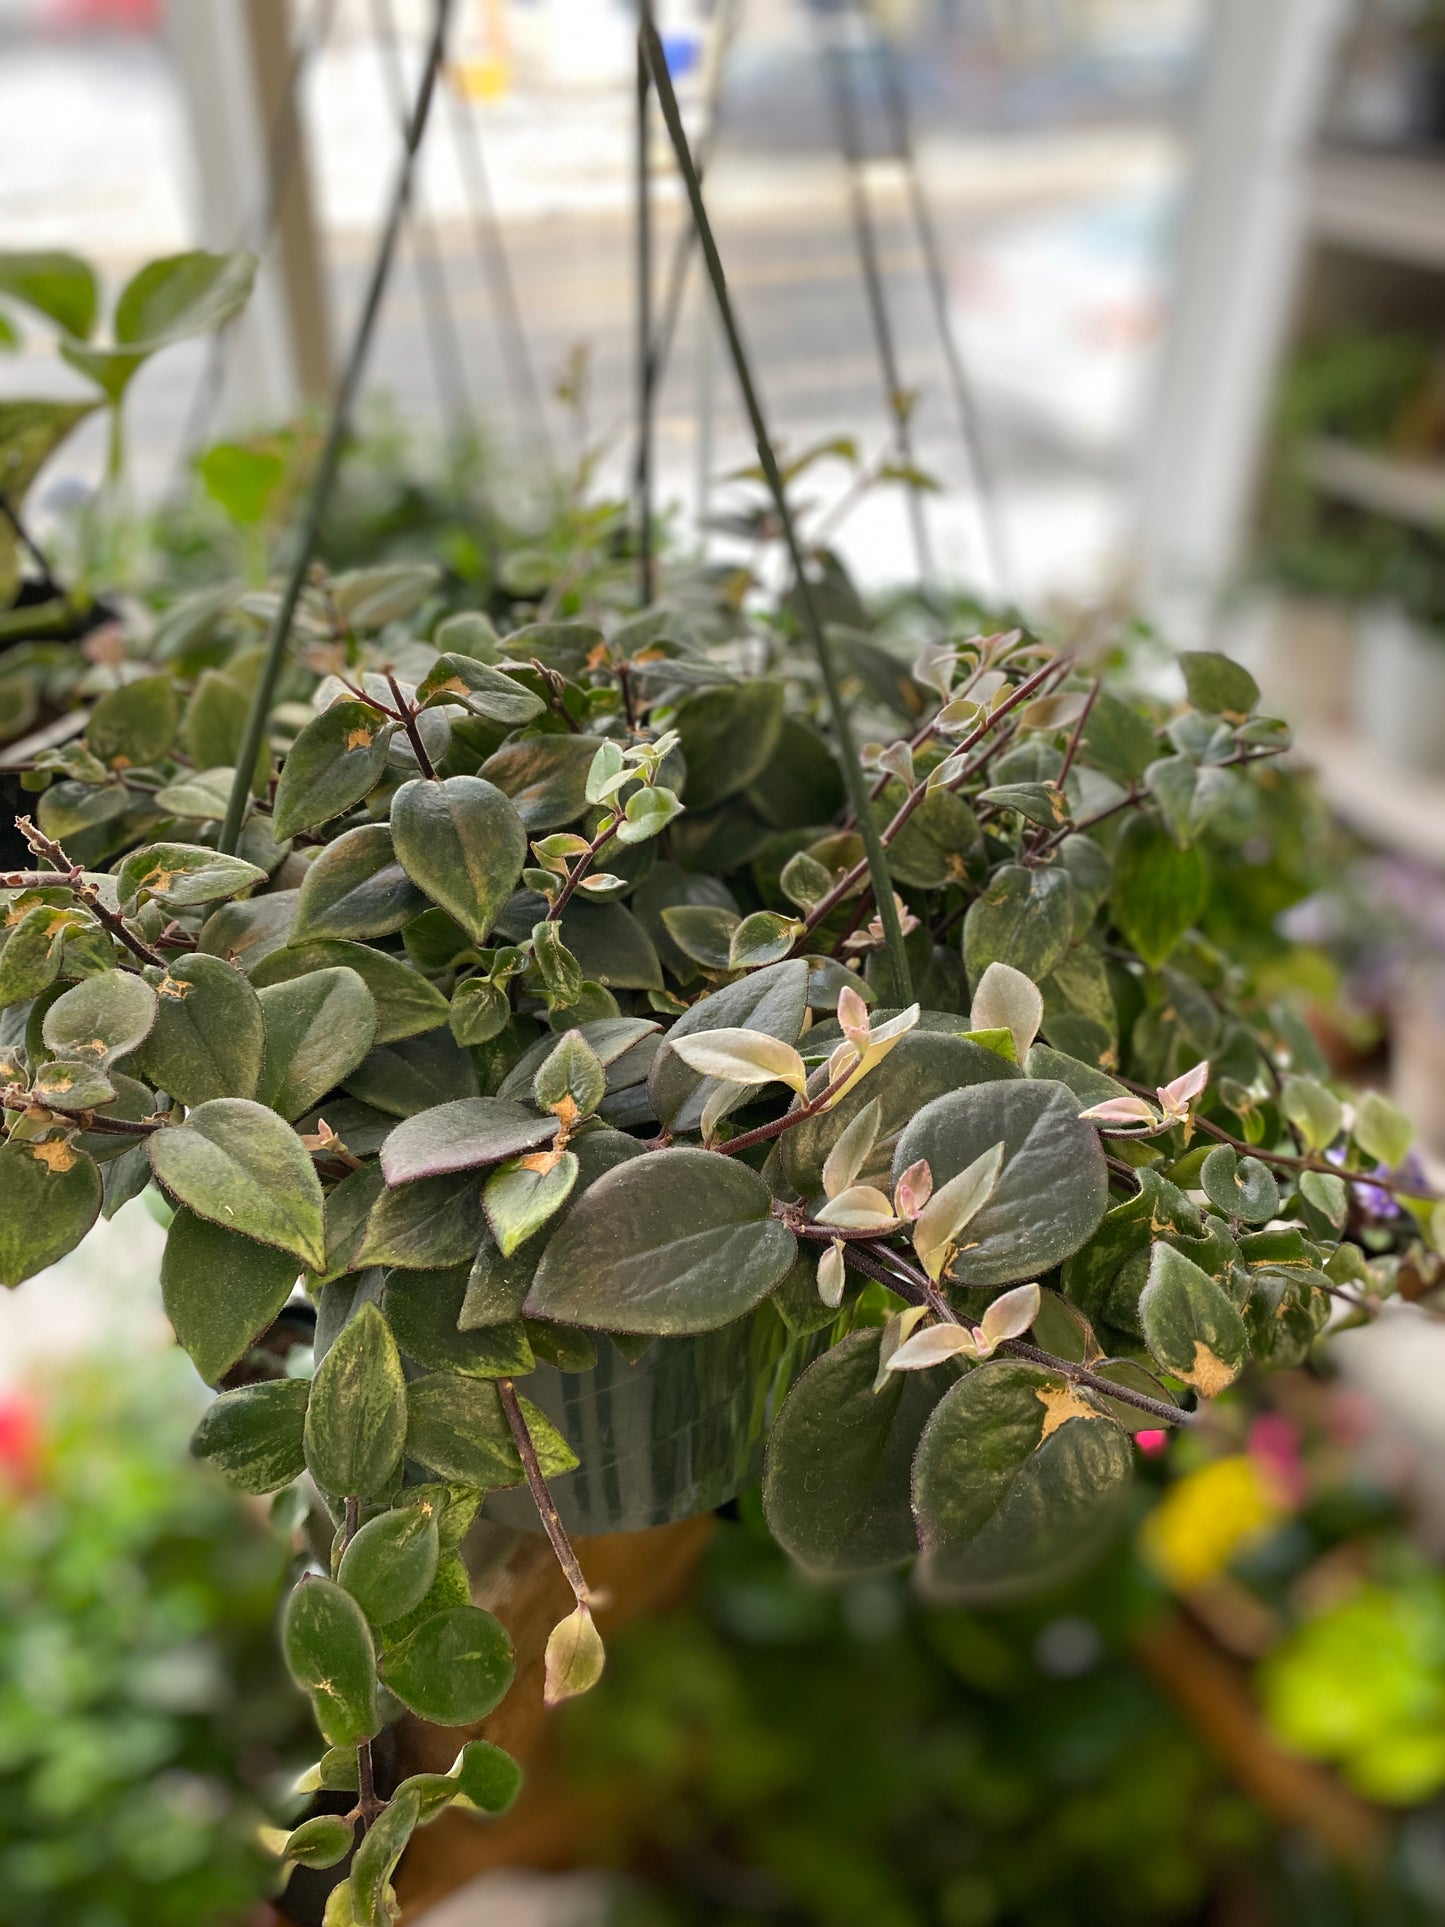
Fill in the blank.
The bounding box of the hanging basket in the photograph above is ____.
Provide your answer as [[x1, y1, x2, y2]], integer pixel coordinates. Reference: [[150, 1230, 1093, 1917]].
[[485, 1305, 820, 1537]]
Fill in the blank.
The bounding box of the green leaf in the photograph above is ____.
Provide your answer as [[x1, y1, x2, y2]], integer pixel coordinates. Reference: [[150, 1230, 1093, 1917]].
[[258, 966, 378, 1121], [764, 1328, 954, 1579], [0, 1138, 102, 1287], [1138, 1242, 1248, 1396], [282, 1813, 355, 1871], [453, 1739, 523, 1814], [330, 563, 439, 632], [0, 249, 97, 337], [380, 1098, 557, 1185], [533, 1031, 606, 1118], [1178, 649, 1259, 721], [42, 970, 156, 1066], [283, 1575, 380, 1748], [190, 1377, 310, 1493], [484, 1152, 578, 1256], [912, 1360, 1133, 1601], [963, 863, 1075, 988], [892, 1080, 1109, 1287], [449, 978, 509, 1047], [62, 250, 257, 404], [0, 904, 74, 1007], [1299, 1168, 1347, 1229], [1281, 1075, 1343, 1154], [481, 732, 608, 831], [305, 1300, 408, 1497], [674, 679, 786, 809], [349, 1784, 419, 1927], [345, 1030, 479, 1119], [727, 910, 801, 969], [1353, 1090, 1413, 1168], [405, 1373, 577, 1487], [30, 1058, 116, 1109], [1199, 1145, 1279, 1225], [1145, 756, 1236, 848], [138, 954, 264, 1104], [293, 824, 430, 943], [86, 675, 178, 770], [525, 1147, 796, 1334], [0, 399, 98, 599], [253, 939, 448, 1047], [416, 653, 546, 725], [379, 1605, 514, 1725], [150, 1097, 325, 1267], [184, 669, 269, 792], [160, 1208, 299, 1382], [197, 441, 285, 525], [358, 1168, 486, 1270], [1111, 815, 1205, 968], [336, 1503, 440, 1628], [544, 1603, 605, 1705], [117, 842, 267, 913], [384, 1264, 533, 1377], [272, 701, 395, 840], [391, 775, 527, 945]]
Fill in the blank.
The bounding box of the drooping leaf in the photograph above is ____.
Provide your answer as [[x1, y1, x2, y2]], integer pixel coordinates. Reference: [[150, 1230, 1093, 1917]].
[[544, 1603, 605, 1705], [912, 1360, 1133, 1601], [149, 1098, 325, 1268], [336, 1503, 440, 1628], [41, 970, 156, 1066], [0, 1138, 103, 1287], [137, 954, 264, 1104], [379, 1098, 557, 1186], [305, 1300, 408, 1496], [293, 824, 430, 943], [257, 966, 378, 1121], [272, 701, 395, 840], [282, 1575, 380, 1748], [525, 1147, 796, 1334], [893, 1079, 1109, 1288], [189, 1377, 310, 1494], [1111, 815, 1205, 968], [1138, 1242, 1248, 1396], [390, 775, 527, 945], [764, 1329, 954, 1579], [160, 1208, 299, 1383], [379, 1605, 515, 1726]]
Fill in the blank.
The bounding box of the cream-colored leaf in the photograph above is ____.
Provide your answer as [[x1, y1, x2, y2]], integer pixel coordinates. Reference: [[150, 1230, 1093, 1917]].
[[912, 1139, 1005, 1282], [969, 961, 1044, 1065], [668, 1027, 808, 1096], [979, 1281, 1041, 1348], [886, 1324, 980, 1373], [544, 1602, 606, 1706], [816, 1239, 846, 1310], [873, 1303, 930, 1390], [815, 1185, 898, 1231], [821, 1097, 883, 1201]]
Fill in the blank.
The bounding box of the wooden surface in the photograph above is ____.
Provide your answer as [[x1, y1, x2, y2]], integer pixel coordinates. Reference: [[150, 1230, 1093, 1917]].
[[394, 1512, 715, 1920]]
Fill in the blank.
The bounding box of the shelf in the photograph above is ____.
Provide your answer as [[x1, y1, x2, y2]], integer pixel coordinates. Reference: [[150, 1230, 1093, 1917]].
[[1303, 438, 1445, 532], [1309, 147, 1445, 270], [1297, 724, 1445, 868]]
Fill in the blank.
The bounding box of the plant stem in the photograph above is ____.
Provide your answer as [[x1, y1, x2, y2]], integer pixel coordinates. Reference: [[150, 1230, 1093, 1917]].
[[385, 672, 438, 780], [641, 18, 912, 1006], [0, 1086, 162, 1135], [711, 1059, 861, 1159], [218, 0, 454, 856], [0, 495, 64, 597], [340, 1496, 382, 1830], [13, 817, 167, 969], [634, 4, 655, 607], [496, 1377, 591, 1606], [544, 818, 615, 922]]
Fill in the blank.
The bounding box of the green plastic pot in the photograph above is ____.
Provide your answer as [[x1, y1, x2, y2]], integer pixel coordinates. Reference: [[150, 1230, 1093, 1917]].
[[485, 1305, 819, 1536]]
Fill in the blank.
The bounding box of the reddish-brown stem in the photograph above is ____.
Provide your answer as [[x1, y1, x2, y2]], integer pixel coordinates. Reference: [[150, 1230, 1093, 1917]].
[[0, 1086, 163, 1135], [496, 1376, 591, 1606], [14, 818, 167, 970], [385, 672, 438, 780]]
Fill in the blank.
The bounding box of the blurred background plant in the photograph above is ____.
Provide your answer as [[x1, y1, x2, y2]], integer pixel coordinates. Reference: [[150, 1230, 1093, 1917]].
[[0, 1348, 307, 1927]]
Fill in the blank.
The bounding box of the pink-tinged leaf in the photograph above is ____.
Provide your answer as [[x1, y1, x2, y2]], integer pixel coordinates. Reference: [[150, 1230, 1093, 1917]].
[[893, 1158, 933, 1220], [837, 984, 870, 1052], [816, 1239, 846, 1310], [1078, 1096, 1159, 1128], [979, 1281, 1041, 1348], [885, 1324, 980, 1373], [1158, 1060, 1210, 1113]]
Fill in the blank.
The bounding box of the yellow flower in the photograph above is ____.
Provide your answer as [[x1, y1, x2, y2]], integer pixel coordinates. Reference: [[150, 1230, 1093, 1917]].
[[1139, 1455, 1283, 1592]]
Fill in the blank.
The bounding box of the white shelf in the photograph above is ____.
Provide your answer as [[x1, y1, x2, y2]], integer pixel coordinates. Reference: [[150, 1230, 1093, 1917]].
[[1297, 724, 1445, 868], [1303, 438, 1445, 532], [1310, 147, 1445, 270]]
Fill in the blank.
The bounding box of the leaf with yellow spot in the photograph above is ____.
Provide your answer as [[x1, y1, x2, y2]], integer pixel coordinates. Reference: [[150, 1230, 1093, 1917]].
[[271, 700, 396, 840], [1138, 1241, 1247, 1397], [0, 1138, 102, 1285]]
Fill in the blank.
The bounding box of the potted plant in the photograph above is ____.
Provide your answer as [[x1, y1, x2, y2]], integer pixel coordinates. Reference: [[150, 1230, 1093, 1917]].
[[2, 554, 1439, 1924]]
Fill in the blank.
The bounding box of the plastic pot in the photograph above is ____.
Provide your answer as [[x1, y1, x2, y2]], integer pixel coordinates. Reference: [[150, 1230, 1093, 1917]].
[[485, 1303, 819, 1536]]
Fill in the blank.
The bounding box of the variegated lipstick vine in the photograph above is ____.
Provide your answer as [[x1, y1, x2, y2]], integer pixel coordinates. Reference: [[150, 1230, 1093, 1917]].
[[1, 596, 1437, 1923]]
